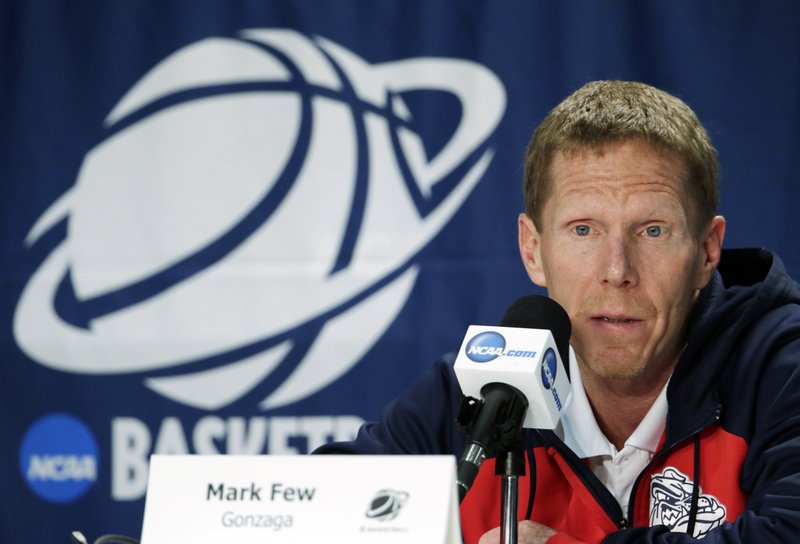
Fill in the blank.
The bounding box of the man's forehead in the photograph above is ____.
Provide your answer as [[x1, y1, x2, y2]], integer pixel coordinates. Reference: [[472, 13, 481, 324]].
[[553, 139, 682, 168], [549, 141, 687, 193], [542, 140, 693, 217], [555, 181, 685, 206]]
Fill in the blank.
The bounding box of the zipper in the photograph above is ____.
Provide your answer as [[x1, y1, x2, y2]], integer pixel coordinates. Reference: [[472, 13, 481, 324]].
[[626, 405, 722, 523], [535, 403, 722, 530], [536, 430, 628, 529]]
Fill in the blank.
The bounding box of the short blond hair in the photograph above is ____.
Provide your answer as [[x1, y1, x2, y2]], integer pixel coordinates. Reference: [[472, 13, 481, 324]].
[[524, 81, 719, 233]]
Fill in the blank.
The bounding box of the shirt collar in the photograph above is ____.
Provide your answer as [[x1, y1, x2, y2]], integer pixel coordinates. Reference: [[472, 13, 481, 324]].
[[561, 349, 668, 459]]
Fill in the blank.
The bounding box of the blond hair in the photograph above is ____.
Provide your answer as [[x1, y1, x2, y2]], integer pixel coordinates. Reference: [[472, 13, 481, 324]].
[[524, 81, 718, 233]]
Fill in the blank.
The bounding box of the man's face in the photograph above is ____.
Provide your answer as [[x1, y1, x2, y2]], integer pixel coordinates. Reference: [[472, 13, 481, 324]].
[[519, 140, 725, 383]]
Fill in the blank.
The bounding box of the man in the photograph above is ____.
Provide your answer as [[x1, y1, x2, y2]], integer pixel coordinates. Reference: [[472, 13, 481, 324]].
[[316, 81, 800, 542]]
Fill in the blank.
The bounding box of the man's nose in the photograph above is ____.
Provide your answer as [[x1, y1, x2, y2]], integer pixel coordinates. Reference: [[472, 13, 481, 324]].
[[600, 234, 638, 287]]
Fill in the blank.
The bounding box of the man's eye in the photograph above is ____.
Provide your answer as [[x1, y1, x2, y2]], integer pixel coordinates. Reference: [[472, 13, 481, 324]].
[[644, 225, 663, 237], [573, 225, 592, 236]]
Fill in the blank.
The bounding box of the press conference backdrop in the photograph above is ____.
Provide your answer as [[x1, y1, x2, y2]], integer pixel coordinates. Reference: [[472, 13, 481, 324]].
[[2, 1, 798, 541]]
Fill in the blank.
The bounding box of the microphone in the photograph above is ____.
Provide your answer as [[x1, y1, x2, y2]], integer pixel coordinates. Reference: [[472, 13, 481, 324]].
[[453, 295, 572, 502]]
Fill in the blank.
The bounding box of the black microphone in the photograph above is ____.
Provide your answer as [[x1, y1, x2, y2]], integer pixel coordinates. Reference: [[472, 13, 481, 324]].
[[453, 295, 572, 503]]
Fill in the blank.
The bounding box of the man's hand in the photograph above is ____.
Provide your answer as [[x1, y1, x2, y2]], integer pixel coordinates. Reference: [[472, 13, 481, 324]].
[[477, 520, 557, 544]]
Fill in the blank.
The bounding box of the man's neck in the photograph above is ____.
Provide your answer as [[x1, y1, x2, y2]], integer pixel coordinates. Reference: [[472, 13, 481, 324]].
[[580, 366, 673, 451]]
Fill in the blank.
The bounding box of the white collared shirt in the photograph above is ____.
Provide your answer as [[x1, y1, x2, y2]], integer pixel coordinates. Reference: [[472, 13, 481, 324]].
[[560, 351, 668, 519]]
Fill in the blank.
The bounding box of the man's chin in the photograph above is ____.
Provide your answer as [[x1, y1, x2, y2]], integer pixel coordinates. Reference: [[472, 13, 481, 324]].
[[578, 350, 647, 381]]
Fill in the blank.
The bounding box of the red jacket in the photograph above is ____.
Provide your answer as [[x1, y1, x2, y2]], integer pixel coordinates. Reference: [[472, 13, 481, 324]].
[[318, 249, 800, 542], [460, 425, 749, 542]]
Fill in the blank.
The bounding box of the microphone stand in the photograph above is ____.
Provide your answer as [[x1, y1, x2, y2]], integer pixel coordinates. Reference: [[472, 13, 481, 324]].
[[456, 383, 528, 544], [497, 444, 526, 544]]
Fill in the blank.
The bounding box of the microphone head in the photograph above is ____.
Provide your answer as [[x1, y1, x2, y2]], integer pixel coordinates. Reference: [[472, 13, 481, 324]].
[[455, 294, 573, 429], [500, 295, 571, 364]]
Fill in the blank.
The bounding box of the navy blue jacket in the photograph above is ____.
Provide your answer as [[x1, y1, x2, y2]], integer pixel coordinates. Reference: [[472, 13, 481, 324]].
[[317, 248, 800, 543]]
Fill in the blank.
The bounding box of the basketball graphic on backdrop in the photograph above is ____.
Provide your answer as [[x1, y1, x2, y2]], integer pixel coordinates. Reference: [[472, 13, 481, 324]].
[[14, 29, 506, 410]]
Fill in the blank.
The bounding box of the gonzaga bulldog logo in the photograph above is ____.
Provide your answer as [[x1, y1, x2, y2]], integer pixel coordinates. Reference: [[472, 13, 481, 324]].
[[650, 468, 727, 538], [13, 29, 505, 410]]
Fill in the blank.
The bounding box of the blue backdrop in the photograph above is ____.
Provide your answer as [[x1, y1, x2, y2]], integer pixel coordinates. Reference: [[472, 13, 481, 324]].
[[2, 1, 799, 541]]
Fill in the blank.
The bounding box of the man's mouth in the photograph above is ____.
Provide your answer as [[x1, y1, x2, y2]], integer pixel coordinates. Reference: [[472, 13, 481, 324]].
[[597, 316, 637, 323]]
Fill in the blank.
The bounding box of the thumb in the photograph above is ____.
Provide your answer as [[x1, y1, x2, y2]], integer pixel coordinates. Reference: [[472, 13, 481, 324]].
[[477, 526, 501, 544]]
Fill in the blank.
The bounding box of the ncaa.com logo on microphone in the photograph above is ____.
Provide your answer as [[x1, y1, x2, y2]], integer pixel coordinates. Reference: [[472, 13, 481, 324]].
[[13, 29, 505, 501], [465, 331, 539, 363]]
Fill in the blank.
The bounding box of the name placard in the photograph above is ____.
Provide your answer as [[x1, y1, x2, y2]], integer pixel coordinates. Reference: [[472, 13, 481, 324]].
[[140, 454, 461, 543]]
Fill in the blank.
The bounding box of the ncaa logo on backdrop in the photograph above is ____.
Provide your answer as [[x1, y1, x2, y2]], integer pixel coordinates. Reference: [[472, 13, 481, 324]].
[[19, 413, 99, 503], [13, 29, 506, 410]]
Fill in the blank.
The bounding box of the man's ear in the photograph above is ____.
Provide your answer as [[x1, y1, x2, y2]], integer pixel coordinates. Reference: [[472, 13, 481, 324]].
[[695, 215, 726, 288], [518, 213, 547, 287]]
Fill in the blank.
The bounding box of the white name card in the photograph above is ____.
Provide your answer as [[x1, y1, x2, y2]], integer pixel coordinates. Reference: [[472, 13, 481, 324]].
[[140, 454, 461, 544]]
